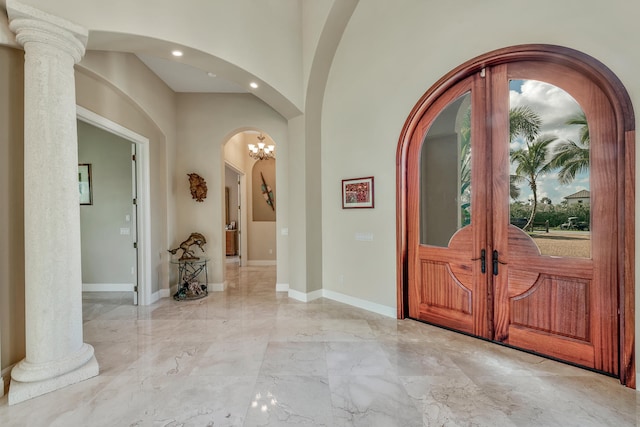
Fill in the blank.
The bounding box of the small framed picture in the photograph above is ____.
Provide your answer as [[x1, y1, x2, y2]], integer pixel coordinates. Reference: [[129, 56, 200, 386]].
[[78, 163, 93, 205], [342, 176, 374, 209]]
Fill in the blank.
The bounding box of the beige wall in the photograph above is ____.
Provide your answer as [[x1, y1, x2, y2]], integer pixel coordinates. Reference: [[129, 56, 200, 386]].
[[224, 133, 251, 265], [75, 53, 176, 294], [78, 51, 178, 257], [301, 0, 334, 102], [321, 0, 640, 312], [0, 45, 25, 383], [176, 93, 288, 286], [78, 121, 136, 285], [223, 133, 278, 264], [250, 159, 277, 262], [224, 166, 239, 226]]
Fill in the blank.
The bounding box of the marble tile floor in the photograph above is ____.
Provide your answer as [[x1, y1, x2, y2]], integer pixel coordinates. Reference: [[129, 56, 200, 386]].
[[1, 264, 638, 426]]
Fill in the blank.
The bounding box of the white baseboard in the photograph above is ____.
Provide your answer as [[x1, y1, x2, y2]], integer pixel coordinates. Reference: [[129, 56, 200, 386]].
[[285, 287, 396, 318], [276, 282, 289, 292], [247, 260, 277, 266], [322, 289, 396, 318], [209, 282, 225, 292], [82, 283, 135, 292], [288, 288, 323, 302], [152, 289, 168, 303]]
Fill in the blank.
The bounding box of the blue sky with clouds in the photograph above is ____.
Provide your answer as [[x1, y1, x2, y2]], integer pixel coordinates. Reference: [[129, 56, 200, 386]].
[[509, 80, 589, 205]]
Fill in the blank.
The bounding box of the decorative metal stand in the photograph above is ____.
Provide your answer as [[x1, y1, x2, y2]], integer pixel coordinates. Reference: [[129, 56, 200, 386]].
[[171, 257, 209, 300]]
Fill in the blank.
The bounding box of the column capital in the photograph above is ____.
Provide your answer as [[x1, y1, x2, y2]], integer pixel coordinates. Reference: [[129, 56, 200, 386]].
[[6, 0, 88, 63]]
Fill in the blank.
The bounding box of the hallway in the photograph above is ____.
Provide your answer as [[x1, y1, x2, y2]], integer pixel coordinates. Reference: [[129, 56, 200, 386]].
[[0, 264, 637, 426]]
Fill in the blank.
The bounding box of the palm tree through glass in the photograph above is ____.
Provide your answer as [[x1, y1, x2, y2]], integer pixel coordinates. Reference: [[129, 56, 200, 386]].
[[509, 80, 591, 258]]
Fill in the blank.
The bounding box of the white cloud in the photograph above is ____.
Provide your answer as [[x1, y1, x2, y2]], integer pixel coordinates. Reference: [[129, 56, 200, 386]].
[[509, 79, 589, 205]]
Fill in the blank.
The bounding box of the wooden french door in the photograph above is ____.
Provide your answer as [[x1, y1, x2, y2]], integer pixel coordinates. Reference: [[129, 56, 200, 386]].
[[407, 59, 620, 375]]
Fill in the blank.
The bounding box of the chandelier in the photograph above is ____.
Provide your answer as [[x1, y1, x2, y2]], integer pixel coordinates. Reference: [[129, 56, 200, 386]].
[[248, 134, 275, 160]]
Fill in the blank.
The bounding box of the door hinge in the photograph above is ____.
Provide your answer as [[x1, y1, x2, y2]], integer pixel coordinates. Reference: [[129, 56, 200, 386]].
[[133, 242, 137, 249], [132, 154, 136, 161], [133, 198, 137, 205], [134, 286, 138, 292]]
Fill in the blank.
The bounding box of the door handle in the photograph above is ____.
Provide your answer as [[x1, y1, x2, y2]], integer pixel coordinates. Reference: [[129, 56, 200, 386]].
[[492, 250, 499, 275], [472, 249, 486, 274]]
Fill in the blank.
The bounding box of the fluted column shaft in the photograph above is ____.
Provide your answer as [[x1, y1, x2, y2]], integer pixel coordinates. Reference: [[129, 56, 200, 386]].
[[7, 0, 98, 405]]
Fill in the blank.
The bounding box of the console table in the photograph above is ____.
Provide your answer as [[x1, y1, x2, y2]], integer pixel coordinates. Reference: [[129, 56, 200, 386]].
[[170, 257, 209, 300]]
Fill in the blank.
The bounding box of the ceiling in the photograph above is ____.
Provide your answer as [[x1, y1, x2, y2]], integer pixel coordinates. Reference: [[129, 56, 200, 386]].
[[0, 2, 247, 94], [1, 4, 301, 119], [136, 53, 248, 93]]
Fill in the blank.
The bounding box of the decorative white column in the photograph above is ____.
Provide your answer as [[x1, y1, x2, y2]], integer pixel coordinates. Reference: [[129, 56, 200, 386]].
[[6, 1, 98, 405]]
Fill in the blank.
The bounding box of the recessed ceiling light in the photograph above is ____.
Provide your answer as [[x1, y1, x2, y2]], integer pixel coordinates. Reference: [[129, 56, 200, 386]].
[[250, 82, 259, 89], [207, 72, 217, 78], [171, 50, 183, 57]]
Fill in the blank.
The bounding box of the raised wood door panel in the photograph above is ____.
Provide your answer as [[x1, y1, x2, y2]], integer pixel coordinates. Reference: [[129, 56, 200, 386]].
[[414, 228, 475, 334], [501, 226, 597, 367], [407, 73, 491, 338]]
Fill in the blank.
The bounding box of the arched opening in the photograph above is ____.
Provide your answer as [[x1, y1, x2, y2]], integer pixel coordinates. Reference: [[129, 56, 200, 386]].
[[222, 130, 278, 278], [396, 45, 635, 387]]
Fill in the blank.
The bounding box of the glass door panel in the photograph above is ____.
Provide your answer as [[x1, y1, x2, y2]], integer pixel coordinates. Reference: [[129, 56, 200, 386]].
[[420, 92, 472, 247], [508, 79, 591, 258]]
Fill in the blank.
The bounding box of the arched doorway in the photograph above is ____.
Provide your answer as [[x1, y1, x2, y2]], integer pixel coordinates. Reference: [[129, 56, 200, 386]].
[[222, 130, 278, 271], [396, 45, 635, 387]]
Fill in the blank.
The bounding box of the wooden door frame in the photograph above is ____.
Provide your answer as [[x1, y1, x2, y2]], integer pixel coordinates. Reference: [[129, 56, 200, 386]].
[[396, 44, 636, 387]]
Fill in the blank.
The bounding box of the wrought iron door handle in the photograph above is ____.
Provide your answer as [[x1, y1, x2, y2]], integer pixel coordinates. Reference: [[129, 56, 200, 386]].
[[471, 249, 486, 274], [491, 250, 507, 276]]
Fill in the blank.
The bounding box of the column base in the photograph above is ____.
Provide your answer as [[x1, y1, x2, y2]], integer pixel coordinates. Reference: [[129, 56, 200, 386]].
[[8, 355, 99, 405]]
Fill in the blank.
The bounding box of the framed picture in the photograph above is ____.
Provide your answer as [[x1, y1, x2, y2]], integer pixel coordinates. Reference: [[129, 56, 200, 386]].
[[342, 176, 374, 209], [78, 163, 93, 205]]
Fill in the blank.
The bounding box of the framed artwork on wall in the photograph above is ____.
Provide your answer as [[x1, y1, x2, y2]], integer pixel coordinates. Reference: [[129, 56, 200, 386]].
[[78, 163, 93, 205], [342, 176, 374, 209]]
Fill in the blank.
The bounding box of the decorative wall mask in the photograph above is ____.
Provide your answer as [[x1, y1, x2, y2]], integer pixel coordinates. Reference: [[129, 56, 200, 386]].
[[188, 173, 208, 202]]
